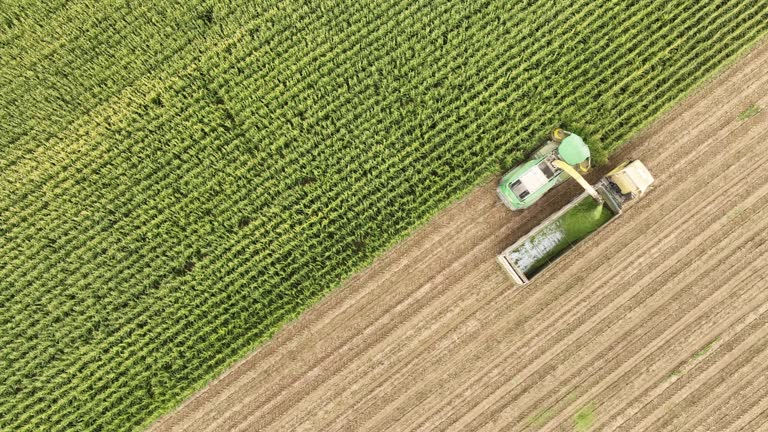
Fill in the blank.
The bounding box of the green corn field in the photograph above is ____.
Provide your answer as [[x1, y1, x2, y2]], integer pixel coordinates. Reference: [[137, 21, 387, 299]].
[[1, 0, 767, 430]]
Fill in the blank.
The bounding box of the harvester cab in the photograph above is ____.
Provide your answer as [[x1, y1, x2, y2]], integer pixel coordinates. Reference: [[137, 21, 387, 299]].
[[497, 129, 592, 210]]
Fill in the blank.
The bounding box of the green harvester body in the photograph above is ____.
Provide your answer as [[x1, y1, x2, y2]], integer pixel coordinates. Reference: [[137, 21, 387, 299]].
[[497, 132, 591, 210]]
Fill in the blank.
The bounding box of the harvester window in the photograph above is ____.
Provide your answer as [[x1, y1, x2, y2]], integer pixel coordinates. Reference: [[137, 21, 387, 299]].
[[514, 166, 549, 201], [537, 161, 555, 178], [510, 180, 530, 200]]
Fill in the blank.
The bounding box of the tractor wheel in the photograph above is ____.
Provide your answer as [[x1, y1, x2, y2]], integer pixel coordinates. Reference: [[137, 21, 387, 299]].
[[551, 128, 568, 142]]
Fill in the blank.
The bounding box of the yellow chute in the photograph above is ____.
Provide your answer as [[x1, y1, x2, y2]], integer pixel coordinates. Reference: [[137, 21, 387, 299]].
[[552, 160, 602, 204]]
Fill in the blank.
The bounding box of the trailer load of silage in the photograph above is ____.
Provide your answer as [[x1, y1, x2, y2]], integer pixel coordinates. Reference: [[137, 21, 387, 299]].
[[506, 196, 615, 279]]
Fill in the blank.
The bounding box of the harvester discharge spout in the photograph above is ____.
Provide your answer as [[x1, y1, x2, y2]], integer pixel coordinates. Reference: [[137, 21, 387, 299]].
[[552, 160, 603, 204]]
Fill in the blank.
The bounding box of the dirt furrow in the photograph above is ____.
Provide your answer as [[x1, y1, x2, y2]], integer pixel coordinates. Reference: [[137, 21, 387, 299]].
[[621, 302, 768, 431], [638, 317, 768, 431], [529, 179, 768, 429], [723, 388, 768, 432], [526, 226, 768, 431], [693, 357, 768, 432], [614, 280, 768, 431], [596, 280, 768, 431], [438, 195, 768, 432], [511, 214, 768, 432]]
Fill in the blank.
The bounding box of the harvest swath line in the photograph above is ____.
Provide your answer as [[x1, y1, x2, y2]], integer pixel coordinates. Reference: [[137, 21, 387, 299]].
[[657, 314, 768, 431]]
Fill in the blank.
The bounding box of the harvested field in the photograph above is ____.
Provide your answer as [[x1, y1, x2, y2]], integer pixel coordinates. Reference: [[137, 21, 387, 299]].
[[151, 41, 768, 431]]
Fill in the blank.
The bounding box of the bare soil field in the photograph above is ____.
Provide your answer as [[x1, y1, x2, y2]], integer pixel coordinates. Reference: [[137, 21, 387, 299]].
[[151, 42, 768, 432]]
